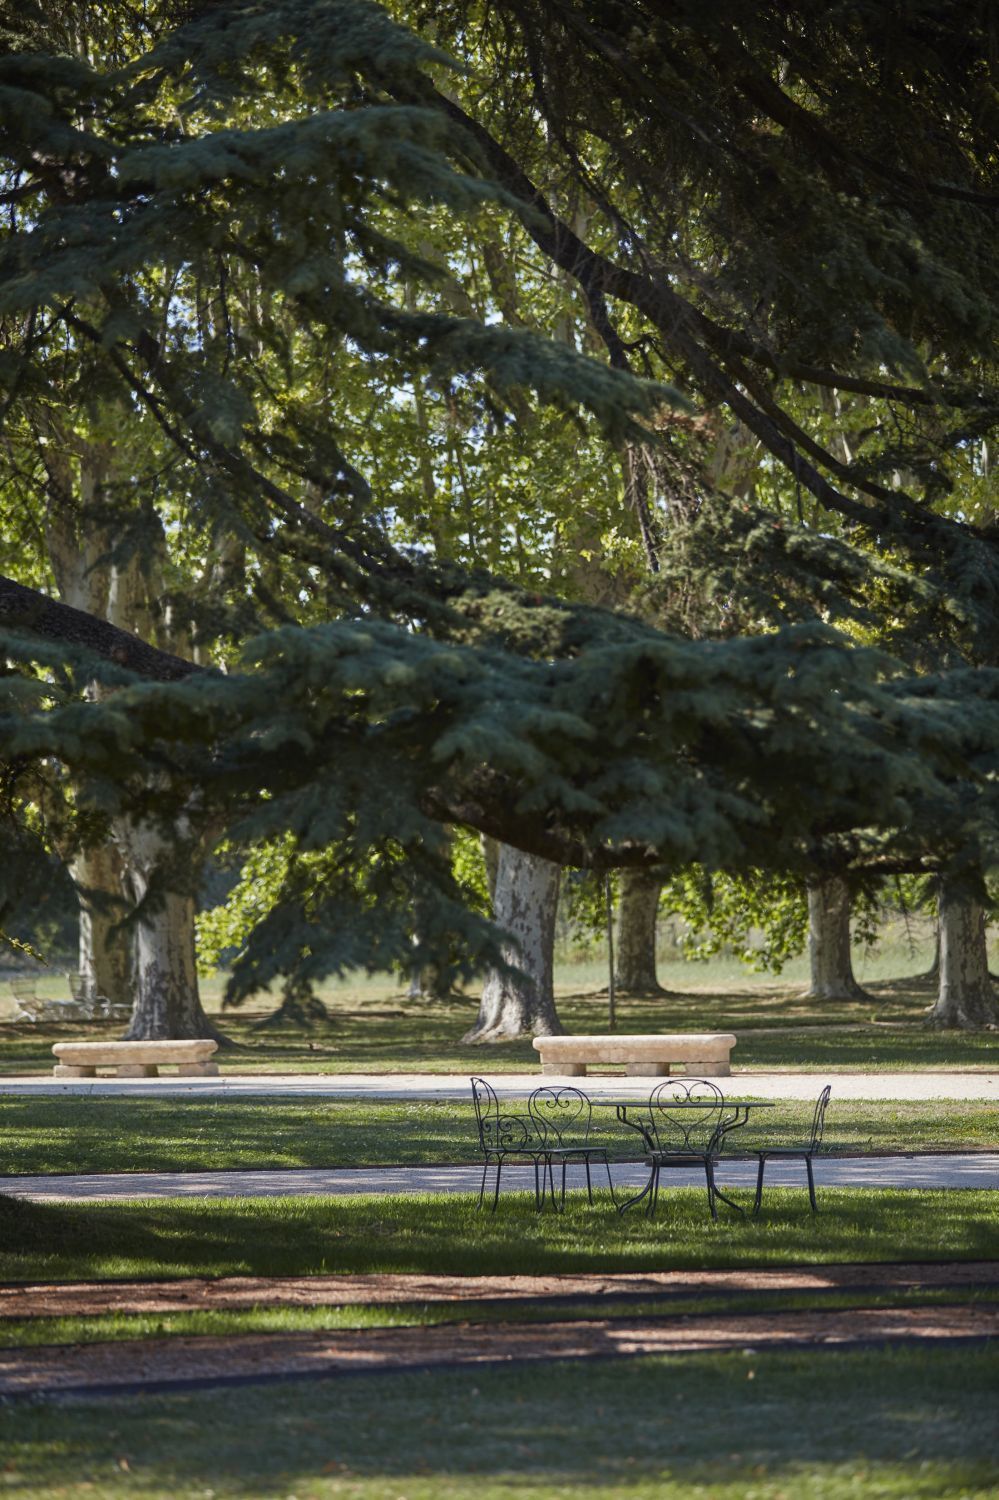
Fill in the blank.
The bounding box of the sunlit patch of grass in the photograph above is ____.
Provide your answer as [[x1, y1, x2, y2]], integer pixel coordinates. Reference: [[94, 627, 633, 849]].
[[0, 1093, 995, 1178]]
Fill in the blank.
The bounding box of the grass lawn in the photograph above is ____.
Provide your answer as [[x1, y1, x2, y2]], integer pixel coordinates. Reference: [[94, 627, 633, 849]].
[[1, 1094, 997, 1177], [3, 1344, 997, 1498], [2, 957, 998, 1075], [2, 1187, 997, 1282]]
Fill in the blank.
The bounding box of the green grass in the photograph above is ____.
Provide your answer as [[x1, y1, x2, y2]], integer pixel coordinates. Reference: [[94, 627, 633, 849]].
[[3, 1345, 997, 1498], [1, 1094, 997, 1177], [2, 1187, 997, 1282], [5, 1285, 998, 1350], [3, 957, 998, 1076]]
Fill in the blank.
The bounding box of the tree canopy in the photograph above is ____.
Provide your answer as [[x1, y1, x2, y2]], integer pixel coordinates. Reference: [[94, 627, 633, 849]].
[[1, 0, 998, 1005]]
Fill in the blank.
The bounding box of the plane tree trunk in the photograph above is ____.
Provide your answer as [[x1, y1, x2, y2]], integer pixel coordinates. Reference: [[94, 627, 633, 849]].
[[925, 881, 999, 1029], [613, 871, 666, 995], [803, 876, 870, 1001], [115, 817, 222, 1041], [463, 844, 562, 1042], [73, 842, 132, 1011]]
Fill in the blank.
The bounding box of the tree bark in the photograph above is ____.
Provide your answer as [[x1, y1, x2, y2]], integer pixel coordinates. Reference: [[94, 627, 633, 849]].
[[73, 842, 132, 1010], [925, 881, 999, 1029], [115, 817, 221, 1041], [613, 870, 665, 995], [803, 876, 870, 1001], [463, 844, 562, 1042]]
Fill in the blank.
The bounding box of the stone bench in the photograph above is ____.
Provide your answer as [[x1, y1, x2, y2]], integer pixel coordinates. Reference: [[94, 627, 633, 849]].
[[532, 1033, 737, 1078], [52, 1040, 219, 1078]]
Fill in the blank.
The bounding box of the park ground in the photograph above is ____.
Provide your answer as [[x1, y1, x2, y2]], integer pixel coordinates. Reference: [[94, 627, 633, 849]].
[[1, 944, 997, 1497]]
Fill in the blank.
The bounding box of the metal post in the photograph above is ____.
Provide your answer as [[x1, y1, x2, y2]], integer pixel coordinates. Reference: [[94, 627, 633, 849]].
[[605, 874, 616, 1031]]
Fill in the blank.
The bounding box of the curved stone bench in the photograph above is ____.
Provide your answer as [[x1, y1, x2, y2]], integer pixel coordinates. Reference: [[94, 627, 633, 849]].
[[532, 1033, 736, 1078], [52, 1039, 219, 1078]]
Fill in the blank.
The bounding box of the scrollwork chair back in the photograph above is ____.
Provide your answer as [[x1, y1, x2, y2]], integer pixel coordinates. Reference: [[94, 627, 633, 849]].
[[528, 1085, 592, 1148], [649, 1078, 727, 1155]]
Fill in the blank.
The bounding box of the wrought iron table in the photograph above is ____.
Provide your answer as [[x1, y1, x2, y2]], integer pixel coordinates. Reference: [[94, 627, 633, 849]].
[[594, 1097, 775, 1216]]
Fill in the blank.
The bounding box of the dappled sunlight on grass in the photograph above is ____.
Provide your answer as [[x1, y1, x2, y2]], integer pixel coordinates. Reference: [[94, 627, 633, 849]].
[[1, 1187, 996, 1282]]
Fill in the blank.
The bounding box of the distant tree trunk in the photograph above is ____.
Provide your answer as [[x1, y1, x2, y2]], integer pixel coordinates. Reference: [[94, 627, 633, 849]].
[[463, 845, 562, 1042], [920, 923, 940, 982], [115, 818, 222, 1041], [73, 842, 131, 1010], [803, 876, 870, 1000], [482, 835, 500, 904], [925, 882, 999, 1029], [613, 871, 665, 994]]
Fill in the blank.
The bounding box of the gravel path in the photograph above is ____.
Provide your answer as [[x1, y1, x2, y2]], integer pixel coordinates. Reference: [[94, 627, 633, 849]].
[[4, 1152, 998, 1200], [1, 1070, 997, 1099]]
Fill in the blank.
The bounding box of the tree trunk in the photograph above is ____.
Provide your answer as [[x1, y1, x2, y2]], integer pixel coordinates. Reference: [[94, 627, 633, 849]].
[[613, 871, 665, 995], [115, 818, 221, 1041], [919, 923, 940, 983], [482, 835, 500, 905], [925, 882, 999, 1029], [803, 876, 870, 1000], [463, 845, 562, 1042], [73, 842, 131, 1010]]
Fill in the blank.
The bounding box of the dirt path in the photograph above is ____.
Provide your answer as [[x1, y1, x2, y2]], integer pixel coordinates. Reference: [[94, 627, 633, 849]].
[[2, 1262, 996, 1398], [2, 1302, 996, 1399], [4, 1260, 998, 1320]]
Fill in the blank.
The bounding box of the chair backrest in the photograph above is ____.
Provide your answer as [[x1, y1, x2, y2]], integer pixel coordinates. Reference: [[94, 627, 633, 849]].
[[528, 1085, 592, 1147], [470, 1077, 541, 1153], [809, 1084, 832, 1151], [648, 1078, 728, 1153]]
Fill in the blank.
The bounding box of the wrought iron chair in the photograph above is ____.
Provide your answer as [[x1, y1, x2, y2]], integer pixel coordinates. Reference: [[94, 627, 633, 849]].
[[644, 1078, 736, 1220], [528, 1084, 616, 1210], [752, 1084, 832, 1215], [470, 1077, 547, 1211]]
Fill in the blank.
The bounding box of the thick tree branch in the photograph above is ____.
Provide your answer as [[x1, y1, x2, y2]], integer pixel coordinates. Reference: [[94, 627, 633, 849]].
[[0, 573, 200, 681]]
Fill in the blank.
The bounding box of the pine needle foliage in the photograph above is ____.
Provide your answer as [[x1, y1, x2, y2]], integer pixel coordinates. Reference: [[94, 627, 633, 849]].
[[1, 0, 999, 995]]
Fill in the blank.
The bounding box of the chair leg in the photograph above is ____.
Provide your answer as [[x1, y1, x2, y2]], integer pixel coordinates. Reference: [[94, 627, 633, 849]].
[[646, 1163, 660, 1219], [584, 1155, 593, 1204], [560, 1159, 568, 1211], [602, 1153, 617, 1207], [547, 1156, 557, 1209], [705, 1161, 718, 1221], [753, 1155, 766, 1217], [491, 1158, 502, 1211], [806, 1155, 818, 1212], [533, 1158, 541, 1210], [478, 1158, 489, 1210]]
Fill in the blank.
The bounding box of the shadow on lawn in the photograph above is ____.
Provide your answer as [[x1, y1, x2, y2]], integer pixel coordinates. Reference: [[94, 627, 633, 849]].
[[2, 1187, 997, 1283], [2, 1344, 998, 1496]]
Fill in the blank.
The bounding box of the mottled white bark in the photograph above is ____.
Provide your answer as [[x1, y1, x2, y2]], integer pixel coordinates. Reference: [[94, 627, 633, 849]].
[[463, 844, 562, 1042], [115, 817, 219, 1040], [925, 882, 999, 1029], [803, 876, 870, 1000], [73, 842, 131, 1012], [613, 871, 664, 994]]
